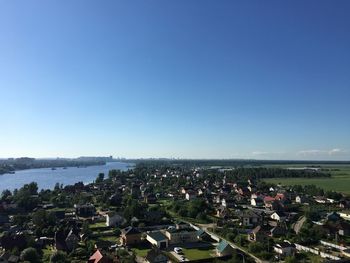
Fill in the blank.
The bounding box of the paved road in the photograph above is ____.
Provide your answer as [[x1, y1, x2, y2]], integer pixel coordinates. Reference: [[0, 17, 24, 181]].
[[294, 216, 306, 234]]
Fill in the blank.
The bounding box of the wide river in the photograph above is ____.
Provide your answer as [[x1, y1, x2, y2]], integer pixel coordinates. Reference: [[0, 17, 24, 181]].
[[0, 162, 132, 192]]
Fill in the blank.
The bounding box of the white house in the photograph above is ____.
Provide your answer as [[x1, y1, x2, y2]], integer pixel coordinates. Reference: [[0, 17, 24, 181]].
[[105, 213, 126, 227], [273, 242, 295, 257], [251, 197, 264, 207], [185, 190, 197, 201], [105, 213, 126, 226], [146, 231, 169, 249], [295, 195, 307, 204], [271, 211, 287, 222], [339, 211, 350, 221]]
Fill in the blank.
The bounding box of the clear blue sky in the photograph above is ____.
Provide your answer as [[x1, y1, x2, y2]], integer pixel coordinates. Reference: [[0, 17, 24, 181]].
[[1, 1, 349, 160]]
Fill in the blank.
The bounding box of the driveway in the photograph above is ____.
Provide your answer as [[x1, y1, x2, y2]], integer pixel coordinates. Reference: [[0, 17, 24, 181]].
[[170, 251, 189, 262]]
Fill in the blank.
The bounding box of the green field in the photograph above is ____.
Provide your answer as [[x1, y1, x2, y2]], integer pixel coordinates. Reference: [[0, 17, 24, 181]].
[[263, 165, 350, 194], [182, 247, 215, 260]]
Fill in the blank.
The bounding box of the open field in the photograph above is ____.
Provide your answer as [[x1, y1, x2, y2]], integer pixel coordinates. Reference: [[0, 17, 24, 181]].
[[263, 165, 350, 194], [181, 247, 215, 260]]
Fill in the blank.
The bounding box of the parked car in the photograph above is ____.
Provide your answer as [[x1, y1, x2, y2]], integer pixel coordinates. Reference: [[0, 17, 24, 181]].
[[174, 247, 183, 254]]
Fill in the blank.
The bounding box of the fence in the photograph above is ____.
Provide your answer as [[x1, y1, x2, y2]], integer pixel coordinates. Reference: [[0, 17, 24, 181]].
[[320, 240, 348, 251], [295, 243, 341, 261]]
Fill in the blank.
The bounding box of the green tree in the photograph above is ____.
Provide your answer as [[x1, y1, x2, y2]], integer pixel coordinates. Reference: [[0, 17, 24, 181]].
[[81, 221, 92, 237], [20, 247, 40, 263], [96, 173, 105, 183], [248, 242, 264, 253], [285, 256, 298, 263], [50, 251, 69, 263]]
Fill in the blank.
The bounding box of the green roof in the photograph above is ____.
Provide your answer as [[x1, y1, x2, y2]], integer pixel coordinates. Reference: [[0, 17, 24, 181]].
[[216, 240, 230, 253], [147, 231, 167, 242]]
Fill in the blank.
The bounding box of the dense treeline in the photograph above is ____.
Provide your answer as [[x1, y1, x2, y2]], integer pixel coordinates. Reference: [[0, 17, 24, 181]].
[[223, 167, 330, 180], [0, 157, 106, 175], [128, 159, 350, 168]]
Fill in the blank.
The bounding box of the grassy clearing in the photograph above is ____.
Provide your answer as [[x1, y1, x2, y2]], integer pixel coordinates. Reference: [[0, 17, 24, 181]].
[[99, 235, 120, 243], [132, 247, 151, 257], [263, 165, 350, 194], [182, 247, 215, 260], [89, 221, 107, 229]]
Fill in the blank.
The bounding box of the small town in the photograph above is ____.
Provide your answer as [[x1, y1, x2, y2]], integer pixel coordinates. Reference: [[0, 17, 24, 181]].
[[1, 161, 350, 263]]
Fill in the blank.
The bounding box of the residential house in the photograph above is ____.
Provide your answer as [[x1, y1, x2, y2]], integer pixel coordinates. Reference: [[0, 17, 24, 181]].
[[275, 193, 288, 202], [185, 190, 197, 201], [146, 231, 168, 249], [339, 210, 350, 221], [236, 187, 250, 196], [238, 210, 261, 227], [165, 227, 198, 244], [269, 225, 287, 237], [247, 226, 265, 242], [55, 228, 79, 252], [251, 197, 264, 207], [295, 195, 308, 204], [105, 213, 126, 227], [75, 204, 95, 217], [337, 221, 350, 236], [88, 249, 114, 263], [216, 240, 235, 257], [270, 211, 287, 222], [120, 226, 141, 246], [327, 212, 341, 222], [273, 242, 295, 258], [216, 206, 230, 219], [196, 229, 211, 241], [221, 198, 235, 208], [339, 200, 350, 209]]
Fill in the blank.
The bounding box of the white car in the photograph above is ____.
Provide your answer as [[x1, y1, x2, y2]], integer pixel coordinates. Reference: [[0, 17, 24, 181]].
[[174, 247, 182, 254]]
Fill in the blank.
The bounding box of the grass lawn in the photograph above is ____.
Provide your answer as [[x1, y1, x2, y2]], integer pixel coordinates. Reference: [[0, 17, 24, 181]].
[[99, 235, 120, 243], [263, 165, 350, 194], [89, 221, 107, 229], [181, 247, 215, 260], [132, 247, 151, 257]]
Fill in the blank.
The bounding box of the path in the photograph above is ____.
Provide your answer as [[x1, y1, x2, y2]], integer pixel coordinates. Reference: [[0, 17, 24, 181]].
[[294, 216, 306, 234]]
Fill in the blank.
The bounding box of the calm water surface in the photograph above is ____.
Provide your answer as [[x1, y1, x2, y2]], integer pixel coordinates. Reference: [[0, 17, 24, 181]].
[[0, 162, 132, 192]]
